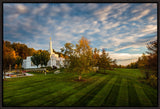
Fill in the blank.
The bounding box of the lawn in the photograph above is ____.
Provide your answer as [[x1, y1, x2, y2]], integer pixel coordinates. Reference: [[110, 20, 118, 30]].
[[3, 68, 157, 106]]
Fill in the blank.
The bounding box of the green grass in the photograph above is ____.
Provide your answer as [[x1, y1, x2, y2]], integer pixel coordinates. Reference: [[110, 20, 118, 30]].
[[3, 68, 157, 106]]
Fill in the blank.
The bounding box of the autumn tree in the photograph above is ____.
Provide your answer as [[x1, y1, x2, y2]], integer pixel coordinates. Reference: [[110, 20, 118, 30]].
[[28, 48, 36, 56], [92, 48, 100, 67], [61, 43, 74, 68], [3, 42, 17, 70], [61, 43, 74, 57], [3, 42, 17, 80], [146, 40, 157, 87], [146, 41, 157, 71], [69, 36, 92, 80], [15, 56, 23, 66]]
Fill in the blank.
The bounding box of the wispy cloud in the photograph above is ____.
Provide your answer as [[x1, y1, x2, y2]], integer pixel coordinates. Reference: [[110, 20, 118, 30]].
[[32, 4, 48, 15], [3, 3, 157, 65], [130, 9, 151, 21]]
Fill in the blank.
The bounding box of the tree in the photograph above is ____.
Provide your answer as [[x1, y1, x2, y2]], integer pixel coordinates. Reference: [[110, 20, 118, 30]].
[[70, 36, 92, 80], [98, 48, 112, 73], [3, 42, 17, 80], [92, 48, 100, 67], [11, 41, 36, 59], [146, 41, 157, 55], [112, 59, 117, 69], [61, 43, 74, 57], [15, 64, 18, 72], [15, 56, 23, 66], [28, 48, 36, 56], [61, 43, 74, 68], [146, 41, 157, 71], [31, 51, 41, 68], [40, 50, 50, 67], [31, 50, 50, 68]]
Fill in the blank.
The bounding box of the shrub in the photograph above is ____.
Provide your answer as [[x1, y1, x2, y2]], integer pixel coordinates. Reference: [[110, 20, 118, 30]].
[[52, 66, 57, 70], [147, 74, 157, 88], [46, 67, 53, 71]]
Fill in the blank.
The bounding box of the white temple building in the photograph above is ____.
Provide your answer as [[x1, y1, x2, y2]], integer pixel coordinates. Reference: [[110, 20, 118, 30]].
[[22, 37, 65, 69]]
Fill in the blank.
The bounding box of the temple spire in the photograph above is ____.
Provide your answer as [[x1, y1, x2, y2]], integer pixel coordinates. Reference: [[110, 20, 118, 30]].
[[49, 37, 53, 54]]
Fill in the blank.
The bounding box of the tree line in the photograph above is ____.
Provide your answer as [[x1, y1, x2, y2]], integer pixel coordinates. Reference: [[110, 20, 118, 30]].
[[126, 40, 157, 88]]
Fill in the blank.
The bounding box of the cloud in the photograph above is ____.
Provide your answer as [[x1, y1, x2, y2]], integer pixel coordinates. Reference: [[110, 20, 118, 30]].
[[7, 13, 19, 21], [109, 53, 142, 65], [148, 16, 155, 21], [103, 22, 120, 30], [87, 29, 100, 35], [132, 9, 139, 13], [32, 4, 48, 15], [86, 3, 98, 10], [16, 4, 27, 13], [131, 48, 140, 51], [130, 9, 151, 21], [142, 25, 157, 33], [94, 3, 130, 22], [94, 5, 112, 21], [60, 4, 72, 12]]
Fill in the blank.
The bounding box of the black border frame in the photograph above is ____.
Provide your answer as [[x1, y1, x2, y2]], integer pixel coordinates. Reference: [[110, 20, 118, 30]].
[[0, 0, 159, 109]]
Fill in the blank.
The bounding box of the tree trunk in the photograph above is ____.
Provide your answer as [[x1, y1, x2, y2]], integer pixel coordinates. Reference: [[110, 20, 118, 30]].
[[78, 75, 82, 80], [9, 64, 11, 71]]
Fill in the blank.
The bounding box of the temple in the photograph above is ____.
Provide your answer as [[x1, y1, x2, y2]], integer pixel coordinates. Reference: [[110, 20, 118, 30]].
[[22, 37, 65, 69]]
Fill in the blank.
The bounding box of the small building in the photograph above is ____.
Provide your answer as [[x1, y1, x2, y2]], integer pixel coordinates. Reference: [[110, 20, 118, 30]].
[[22, 37, 65, 69]]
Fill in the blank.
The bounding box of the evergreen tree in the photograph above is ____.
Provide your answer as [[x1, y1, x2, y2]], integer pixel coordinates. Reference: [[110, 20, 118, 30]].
[[98, 48, 112, 73]]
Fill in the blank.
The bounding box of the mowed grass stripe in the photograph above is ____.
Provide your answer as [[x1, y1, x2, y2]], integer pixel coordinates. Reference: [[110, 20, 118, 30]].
[[128, 79, 141, 106], [3, 73, 96, 99], [4, 74, 72, 90], [102, 76, 122, 106], [140, 82, 157, 106], [72, 75, 113, 106], [116, 78, 128, 106], [3, 81, 72, 106], [56, 76, 107, 106], [3, 75, 52, 87], [21, 83, 79, 106], [43, 75, 103, 106], [3, 77, 65, 99], [42, 81, 92, 106], [4, 73, 100, 106], [22, 75, 100, 106], [87, 76, 117, 106], [133, 82, 152, 106], [3, 75, 63, 90]]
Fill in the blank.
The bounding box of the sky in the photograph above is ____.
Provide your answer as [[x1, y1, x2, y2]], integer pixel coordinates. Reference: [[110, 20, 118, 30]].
[[3, 3, 157, 65]]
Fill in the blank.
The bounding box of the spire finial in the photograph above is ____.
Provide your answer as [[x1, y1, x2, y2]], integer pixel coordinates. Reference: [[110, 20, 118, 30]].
[[50, 37, 51, 41]]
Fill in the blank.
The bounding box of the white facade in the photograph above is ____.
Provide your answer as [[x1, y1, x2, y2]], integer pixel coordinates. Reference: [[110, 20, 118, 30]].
[[22, 37, 65, 69]]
